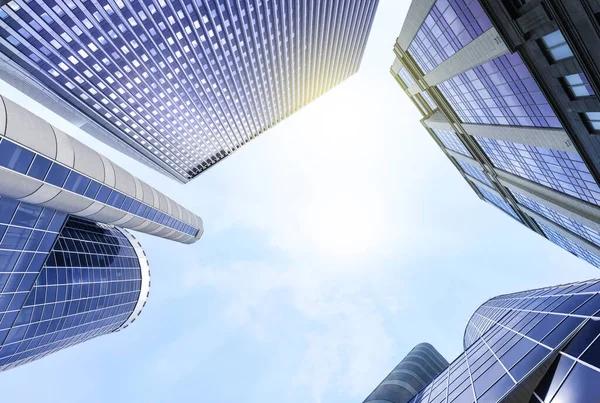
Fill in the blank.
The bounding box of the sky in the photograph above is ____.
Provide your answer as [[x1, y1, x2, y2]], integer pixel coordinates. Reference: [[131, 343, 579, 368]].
[[0, 1, 598, 402]]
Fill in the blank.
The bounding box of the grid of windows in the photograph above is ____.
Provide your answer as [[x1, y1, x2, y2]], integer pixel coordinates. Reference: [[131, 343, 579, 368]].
[[583, 112, 600, 132], [431, 128, 472, 157], [412, 279, 600, 403], [536, 221, 600, 269], [398, 66, 416, 88], [564, 73, 595, 98], [475, 136, 600, 206], [407, 0, 492, 74], [0, 0, 379, 182], [456, 159, 493, 187], [0, 217, 142, 370], [512, 190, 600, 247], [421, 90, 437, 110], [0, 197, 67, 351], [438, 52, 561, 127], [475, 184, 521, 221], [541, 30, 574, 62], [0, 137, 199, 237]]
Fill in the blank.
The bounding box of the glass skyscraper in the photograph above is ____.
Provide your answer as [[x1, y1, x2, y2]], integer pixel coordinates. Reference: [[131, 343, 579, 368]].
[[391, 0, 600, 271], [0, 198, 149, 371], [365, 278, 600, 402], [0, 0, 380, 183], [0, 72, 200, 369], [363, 343, 449, 403], [0, 93, 203, 244]]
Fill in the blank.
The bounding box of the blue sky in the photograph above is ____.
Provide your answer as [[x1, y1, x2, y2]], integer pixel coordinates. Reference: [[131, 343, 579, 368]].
[[0, 1, 598, 402]]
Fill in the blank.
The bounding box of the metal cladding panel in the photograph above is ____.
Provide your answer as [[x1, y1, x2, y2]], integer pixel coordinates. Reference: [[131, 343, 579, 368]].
[[0, 0, 380, 182], [2, 97, 56, 159]]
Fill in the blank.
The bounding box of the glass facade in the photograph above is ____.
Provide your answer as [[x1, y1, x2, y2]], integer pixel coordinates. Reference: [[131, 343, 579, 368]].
[[408, 0, 492, 74], [364, 343, 449, 403], [431, 128, 472, 157], [0, 0, 379, 182], [421, 90, 437, 110], [535, 221, 600, 269], [512, 190, 600, 247], [474, 184, 521, 221], [475, 136, 600, 206], [410, 279, 600, 403], [438, 53, 561, 128], [398, 66, 417, 88], [0, 137, 199, 237], [456, 159, 493, 187], [0, 216, 146, 371]]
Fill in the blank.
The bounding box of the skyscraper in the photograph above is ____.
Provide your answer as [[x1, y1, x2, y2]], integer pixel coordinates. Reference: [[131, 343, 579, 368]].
[[366, 278, 600, 403], [0, 94, 203, 244], [363, 343, 449, 403], [391, 0, 600, 271], [0, 0, 380, 183], [0, 206, 150, 371], [0, 90, 200, 369]]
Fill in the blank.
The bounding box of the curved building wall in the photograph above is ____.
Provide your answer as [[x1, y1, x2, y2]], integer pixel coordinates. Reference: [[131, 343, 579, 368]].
[[0, 96, 203, 244], [363, 343, 449, 403], [0, 216, 149, 371]]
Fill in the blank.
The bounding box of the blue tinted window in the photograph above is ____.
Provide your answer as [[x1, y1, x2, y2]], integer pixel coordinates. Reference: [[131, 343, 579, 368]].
[[408, 0, 492, 73], [475, 184, 521, 222], [84, 181, 101, 199], [512, 190, 600, 247], [431, 128, 472, 157], [0, 140, 34, 174], [27, 155, 52, 180], [477, 137, 600, 206], [456, 160, 493, 187], [45, 163, 70, 187], [63, 172, 90, 195], [0, 217, 142, 370], [537, 221, 600, 269], [95, 186, 111, 203], [438, 53, 561, 128]]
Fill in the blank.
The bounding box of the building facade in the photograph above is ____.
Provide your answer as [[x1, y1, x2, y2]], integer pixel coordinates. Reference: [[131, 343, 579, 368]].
[[391, 0, 600, 271], [363, 343, 449, 403], [366, 279, 600, 402], [0, 94, 203, 244], [0, 0, 380, 183], [0, 200, 150, 371]]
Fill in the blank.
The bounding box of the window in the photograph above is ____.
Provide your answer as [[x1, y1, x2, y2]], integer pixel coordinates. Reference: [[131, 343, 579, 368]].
[[583, 112, 600, 132], [564, 74, 595, 98], [541, 31, 574, 62]]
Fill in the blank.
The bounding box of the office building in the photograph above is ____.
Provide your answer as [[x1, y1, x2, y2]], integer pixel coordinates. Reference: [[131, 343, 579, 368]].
[[363, 343, 449, 403], [0, 94, 203, 244], [365, 278, 600, 402], [0, 205, 150, 371], [391, 0, 600, 270], [0, 91, 203, 370], [0, 0, 380, 183]]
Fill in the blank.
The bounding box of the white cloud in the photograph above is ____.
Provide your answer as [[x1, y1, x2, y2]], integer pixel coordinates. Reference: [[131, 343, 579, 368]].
[[184, 260, 397, 402]]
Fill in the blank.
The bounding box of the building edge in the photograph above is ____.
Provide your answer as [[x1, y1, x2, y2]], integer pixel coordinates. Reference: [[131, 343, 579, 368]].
[[115, 228, 151, 332]]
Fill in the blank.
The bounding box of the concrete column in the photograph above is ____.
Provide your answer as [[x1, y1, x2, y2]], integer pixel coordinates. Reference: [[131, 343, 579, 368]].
[[424, 28, 509, 86], [462, 124, 577, 152], [523, 207, 600, 256], [497, 169, 600, 231], [445, 150, 481, 167], [424, 112, 454, 131], [397, 0, 437, 50]]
